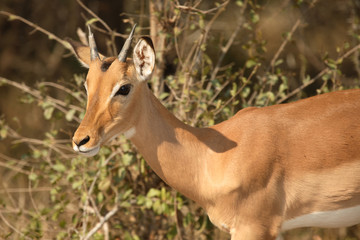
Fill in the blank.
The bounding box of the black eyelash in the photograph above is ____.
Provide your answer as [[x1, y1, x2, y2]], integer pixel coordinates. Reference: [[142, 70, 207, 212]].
[[115, 84, 132, 96]]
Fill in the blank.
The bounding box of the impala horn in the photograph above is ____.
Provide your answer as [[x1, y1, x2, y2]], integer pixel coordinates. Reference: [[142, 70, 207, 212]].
[[118, 24, 137, 62], [88, 25, 100, 61]]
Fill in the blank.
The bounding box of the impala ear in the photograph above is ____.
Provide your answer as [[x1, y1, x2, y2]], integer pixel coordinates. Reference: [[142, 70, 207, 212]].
[[67, 39, 105, 68], [133, 37, 155, 81]]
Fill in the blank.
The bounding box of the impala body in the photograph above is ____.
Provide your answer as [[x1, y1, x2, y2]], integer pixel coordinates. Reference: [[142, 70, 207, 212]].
[[70, 26, 360, 239]]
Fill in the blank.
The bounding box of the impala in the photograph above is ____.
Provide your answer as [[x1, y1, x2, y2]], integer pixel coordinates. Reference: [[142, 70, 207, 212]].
[[70, 25, 360, 239]]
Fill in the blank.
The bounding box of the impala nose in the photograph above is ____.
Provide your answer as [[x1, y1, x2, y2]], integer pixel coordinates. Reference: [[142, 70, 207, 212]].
[[74, 135, 90, 147]]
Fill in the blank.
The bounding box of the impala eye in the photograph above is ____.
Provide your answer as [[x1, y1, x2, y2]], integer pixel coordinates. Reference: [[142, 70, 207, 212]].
[[115, 84, 132, 96]]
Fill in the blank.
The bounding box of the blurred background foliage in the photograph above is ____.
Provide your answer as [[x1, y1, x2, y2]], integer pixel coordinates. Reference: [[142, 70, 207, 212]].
[[1, 0, 360, 239]]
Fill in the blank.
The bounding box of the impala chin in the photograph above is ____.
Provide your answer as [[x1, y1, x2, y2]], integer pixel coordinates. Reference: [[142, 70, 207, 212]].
[[73, 144, 100, 157]]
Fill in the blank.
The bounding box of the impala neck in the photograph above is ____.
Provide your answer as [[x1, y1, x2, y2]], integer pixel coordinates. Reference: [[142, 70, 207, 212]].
[[129, 84, 208, 202]]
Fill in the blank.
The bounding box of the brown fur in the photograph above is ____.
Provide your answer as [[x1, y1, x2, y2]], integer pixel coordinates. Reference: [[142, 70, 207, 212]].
[[71, 37, 360, 239]]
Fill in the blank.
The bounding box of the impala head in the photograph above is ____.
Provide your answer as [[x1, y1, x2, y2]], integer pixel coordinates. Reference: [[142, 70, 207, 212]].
[[71, 25, 155, 157]]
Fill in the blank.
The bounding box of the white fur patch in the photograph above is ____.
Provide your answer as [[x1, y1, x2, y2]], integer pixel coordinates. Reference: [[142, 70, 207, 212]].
[[124, 127, 136, 139], [73, 144, 79, 152], [109, 83, 121, 101], [73, 144, 100, 157], [84, 81, 89, 95], [79, 145, 100, 157], [281, 205, 360, 231], [133, 38, 155, 81]]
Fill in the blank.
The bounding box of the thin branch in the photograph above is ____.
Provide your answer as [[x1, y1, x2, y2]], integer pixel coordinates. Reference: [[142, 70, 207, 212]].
[[0, 11, 71, 50], [207, 0, 248, 90], [0, 77, 82, 122], [76, 0, 111, 33], [175, 0, 229, 15], [0, 187, 52, 193], [214, 64, 259, 115], [39, 82, 85, 103], [0, 161, 31, 176], [277, 43, 360, 104], [81, 150, 120, 236], [76, 0, 121, 55], [28, 171, 41, 217], [269, 19, 301, 72], [82, 205, 119, 240], [0, 211, 32, 240]]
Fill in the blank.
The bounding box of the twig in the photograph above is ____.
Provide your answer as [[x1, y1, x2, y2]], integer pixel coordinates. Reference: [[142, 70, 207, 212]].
[[0, 161, 31, 176], [0, 77, 82, 122], [0, 211, 32, 240], [175, 0, 229, 15], [269, 19, 301, 72], [207, 0, 248, 90], [0, 11, 71, 50], [39, 82, 85, 103], [28, 170, 41, 217], [180, 0, 230, 108], [82, 205, 119, 240], [81, 150, 120, 236], [214, 64, 259, 115], [76, 0, 111, 33], [277, 43, 360, 104], [76, 0, 120, 55], [0, 187, 52, 193]]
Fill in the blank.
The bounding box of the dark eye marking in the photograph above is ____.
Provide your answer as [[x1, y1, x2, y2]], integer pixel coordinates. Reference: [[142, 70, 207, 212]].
[[115, 84, 132, 96], [101, 61, 112, 72]]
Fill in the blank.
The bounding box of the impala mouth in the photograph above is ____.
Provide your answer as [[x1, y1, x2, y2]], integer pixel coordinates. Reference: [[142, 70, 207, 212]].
[[73, 144, 100, 157]]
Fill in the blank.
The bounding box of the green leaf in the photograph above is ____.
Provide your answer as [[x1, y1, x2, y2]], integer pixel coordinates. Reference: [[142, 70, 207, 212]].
[[268, 74, 278, 85], [98, 178, 111, 191], [145, 198, 153, 209], [53, 163, 66, 172], [29, 172, 38, 181], [241, 87, 250, 98], [274, 59, 283, 67], [159, 92, 169, 100], [250, 10, 260, 24], [236, 0, 244, 7], [97, 192, 104, 203], [266, 91, 275, 102], [302, 75, 311, 84], [0, 128, 7, 139], [65, 109, 76, 121], [72, 180, 83, 190], [245, 59, 257, 68], [122, 153, 133, 166], [122, 189, 133, 200], [147, 188, 160, 198], [279, 83, 288, 94], [86, 18, 99, 26], [199, 17, 205, 29], [230, 83, 237, 97], [137, 195, 145, 205], [44, 106, 54, 120]]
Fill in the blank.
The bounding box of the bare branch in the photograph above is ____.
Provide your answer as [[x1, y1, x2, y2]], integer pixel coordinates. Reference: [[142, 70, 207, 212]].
[[277, 43, 360, 104], [175, 0, 230, 15], [0, 187, 52, 193], [81, 150, 120, 236], [0, 11, 71, 50], [0, 211, 32, 240], [269, 19, 301, 72], [207, 0, 248, 90], [0, 77, 82, 122], [82, 205, 119, 240]]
